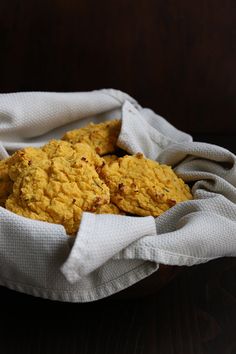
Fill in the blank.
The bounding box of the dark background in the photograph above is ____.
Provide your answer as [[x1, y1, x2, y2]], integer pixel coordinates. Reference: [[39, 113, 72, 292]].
[[0, 0, 236, 135], [0, 1, 236, 353]]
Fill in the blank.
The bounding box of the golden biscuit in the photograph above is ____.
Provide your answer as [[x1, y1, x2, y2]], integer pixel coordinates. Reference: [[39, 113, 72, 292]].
[[100, 153, 192, 217], [0, 159, 13, 207], [7, 147, 47, 181], [6, 141, 110, 235], [62, 119, 121, 156], [4, 119, 194, 236]]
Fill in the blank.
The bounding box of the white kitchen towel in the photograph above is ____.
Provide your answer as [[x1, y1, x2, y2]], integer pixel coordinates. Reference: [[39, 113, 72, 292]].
[[0, 89, 235, 302]]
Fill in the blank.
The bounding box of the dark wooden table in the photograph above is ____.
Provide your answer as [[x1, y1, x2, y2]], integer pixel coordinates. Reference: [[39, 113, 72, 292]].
[[0, 135, 235, 354]]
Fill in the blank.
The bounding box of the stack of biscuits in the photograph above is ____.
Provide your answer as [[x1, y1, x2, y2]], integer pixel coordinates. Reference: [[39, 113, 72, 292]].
[[0, 119, 192, 235]]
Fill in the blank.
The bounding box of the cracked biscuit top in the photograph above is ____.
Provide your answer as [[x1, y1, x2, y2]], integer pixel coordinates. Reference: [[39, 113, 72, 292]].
[[100, 153, 192, 217], [6, 140, 110, 235], [62, 119, 121, 156]]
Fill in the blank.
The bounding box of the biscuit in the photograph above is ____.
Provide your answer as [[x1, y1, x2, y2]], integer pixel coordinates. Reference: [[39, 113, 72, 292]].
[[62, 119, 121, 156], [0, 159, 13, 207], [100, 153, 192, 217], [6, 140, 110, 235]]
